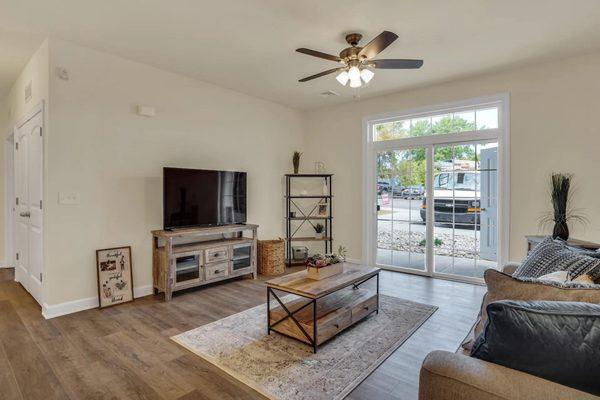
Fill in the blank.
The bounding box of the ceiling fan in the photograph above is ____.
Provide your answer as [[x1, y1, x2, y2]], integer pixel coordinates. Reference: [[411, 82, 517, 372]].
[[296, 31, 423, 88]]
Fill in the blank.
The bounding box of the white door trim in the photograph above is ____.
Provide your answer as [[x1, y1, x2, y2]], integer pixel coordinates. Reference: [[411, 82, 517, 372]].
[[3, 132, 15, 269], [362, 93, 510, 281]]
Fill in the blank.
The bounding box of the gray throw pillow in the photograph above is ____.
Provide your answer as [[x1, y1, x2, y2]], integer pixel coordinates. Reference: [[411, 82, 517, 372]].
[[513, 236, 600, 280], [471, 300, 600, 395]]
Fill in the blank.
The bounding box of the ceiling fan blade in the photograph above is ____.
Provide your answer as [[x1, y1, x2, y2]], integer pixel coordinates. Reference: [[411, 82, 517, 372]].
[[296, 48, 342, 62], [370, 59, 424, 69], [298, 67, 344, 82], [358, 31, 398, 59]]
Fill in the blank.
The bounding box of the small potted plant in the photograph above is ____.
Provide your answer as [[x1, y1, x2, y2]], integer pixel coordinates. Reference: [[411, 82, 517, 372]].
[[314, 223, 325, 239], [306, 251, 344, 280], [292, 151, 302, 174]]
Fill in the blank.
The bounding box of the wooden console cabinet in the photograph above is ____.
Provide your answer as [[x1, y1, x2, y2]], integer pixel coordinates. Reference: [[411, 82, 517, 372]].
[[152, 224, 258, 301]]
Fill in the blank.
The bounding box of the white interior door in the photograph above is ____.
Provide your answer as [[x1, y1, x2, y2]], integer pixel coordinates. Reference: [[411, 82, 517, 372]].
[[14, 109, 43, 304]]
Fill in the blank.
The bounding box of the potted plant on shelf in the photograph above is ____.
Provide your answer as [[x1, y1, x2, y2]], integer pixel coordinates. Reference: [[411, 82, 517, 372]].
[[539, 173, 587, 240], [306, 249, 345, 280], [292, 151, 302, 174], [314, 223, 325, 239]]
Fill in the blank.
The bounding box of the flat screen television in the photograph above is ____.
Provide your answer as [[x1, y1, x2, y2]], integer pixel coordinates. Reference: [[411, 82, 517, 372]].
[[163, 167, 247, 229]]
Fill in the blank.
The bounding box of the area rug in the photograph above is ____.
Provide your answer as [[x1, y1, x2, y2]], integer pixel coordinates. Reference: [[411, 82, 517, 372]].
[[172, 294, 437, 400]]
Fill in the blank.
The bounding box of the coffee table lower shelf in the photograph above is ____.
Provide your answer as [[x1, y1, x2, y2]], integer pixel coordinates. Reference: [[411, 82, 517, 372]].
[[267, 286, 379, 353]]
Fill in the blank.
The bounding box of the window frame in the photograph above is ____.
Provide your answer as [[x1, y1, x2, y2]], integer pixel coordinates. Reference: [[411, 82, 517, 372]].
[[362, 94, 511, 284]]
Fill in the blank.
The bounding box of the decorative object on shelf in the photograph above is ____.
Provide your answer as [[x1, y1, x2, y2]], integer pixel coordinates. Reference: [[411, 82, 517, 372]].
[[314, 223, 325, 239], [96, 246, 133, 308], [539, 173, 587, 240], [257, 239, 285, 276], [292, 151, 302, 174], [318, 203, 328, 217], [313, 161, 325, 174], [322, 180, 328, 196], [292, 246, 309, 261], [285, 174, 333, 266], [305, 251, 344, 280]]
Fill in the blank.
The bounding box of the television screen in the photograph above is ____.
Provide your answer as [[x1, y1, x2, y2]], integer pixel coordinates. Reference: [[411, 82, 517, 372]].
[[163, 167, 247, 229]]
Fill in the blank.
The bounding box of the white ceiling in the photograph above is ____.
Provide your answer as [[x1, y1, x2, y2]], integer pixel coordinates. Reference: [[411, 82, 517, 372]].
[[2, 0, 600, 109]]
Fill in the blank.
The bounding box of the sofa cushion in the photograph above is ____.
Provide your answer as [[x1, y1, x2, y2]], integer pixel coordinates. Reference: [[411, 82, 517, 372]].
[[461, 269, 600, 351], [471, 300, 600, 395], [513, 236, 600, 279]]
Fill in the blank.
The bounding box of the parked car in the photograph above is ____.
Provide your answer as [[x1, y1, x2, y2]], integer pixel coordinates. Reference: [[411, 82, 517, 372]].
[[401, 185, 425, 199], [377, 178, 402, 195], [420, 172, 480, 225]]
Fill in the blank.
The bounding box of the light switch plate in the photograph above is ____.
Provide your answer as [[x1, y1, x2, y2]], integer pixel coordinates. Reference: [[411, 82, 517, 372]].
[[59, 192, 80, 205]]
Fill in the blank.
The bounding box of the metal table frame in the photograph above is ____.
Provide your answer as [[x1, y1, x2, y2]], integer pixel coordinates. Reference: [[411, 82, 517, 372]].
[[267, 272, 380, 353]]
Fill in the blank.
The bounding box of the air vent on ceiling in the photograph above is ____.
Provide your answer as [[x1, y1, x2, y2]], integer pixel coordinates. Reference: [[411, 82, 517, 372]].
[[319, 90, 340, 97]]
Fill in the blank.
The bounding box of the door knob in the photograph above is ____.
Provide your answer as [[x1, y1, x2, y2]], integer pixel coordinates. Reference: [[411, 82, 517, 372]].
[[19, 211, 30, 218]]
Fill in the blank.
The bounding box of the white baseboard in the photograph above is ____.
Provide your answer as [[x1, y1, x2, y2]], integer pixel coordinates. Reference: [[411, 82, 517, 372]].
[[0, 261, 8, 268], [42, 284, 154, 319]]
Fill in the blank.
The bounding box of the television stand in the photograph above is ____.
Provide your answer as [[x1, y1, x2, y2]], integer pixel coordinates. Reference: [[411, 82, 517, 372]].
[[151, 224, 258, 301]]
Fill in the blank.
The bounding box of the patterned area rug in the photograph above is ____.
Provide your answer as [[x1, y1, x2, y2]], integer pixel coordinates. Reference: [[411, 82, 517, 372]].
[[172, 294, 437, 400]]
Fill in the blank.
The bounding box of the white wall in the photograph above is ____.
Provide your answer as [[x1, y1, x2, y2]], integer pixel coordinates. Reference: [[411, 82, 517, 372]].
[[0, 40, 49, 267], [43, 39, 305, 306], [305, 51, 600, 263]]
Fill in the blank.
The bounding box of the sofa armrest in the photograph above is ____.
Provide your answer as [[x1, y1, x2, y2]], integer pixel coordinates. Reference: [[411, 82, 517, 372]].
[[501, 262, 521, 275], [419, 351, 598, 400]]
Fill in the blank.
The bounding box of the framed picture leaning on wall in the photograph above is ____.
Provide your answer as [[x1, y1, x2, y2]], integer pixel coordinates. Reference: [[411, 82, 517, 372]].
[[96, 246, 133, 308]]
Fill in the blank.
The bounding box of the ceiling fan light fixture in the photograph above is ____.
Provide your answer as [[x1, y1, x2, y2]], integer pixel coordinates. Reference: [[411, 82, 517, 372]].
[[349, 75, 362, 88], [335, 70, 349, 86], [348, 66, 361, 81], [360, 68, 374, 84]]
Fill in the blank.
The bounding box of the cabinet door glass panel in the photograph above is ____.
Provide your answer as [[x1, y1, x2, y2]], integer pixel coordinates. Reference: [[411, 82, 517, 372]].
[[376, 149, 426, 271], [232, 245, 252, 271], [175, 253, 201, 284]]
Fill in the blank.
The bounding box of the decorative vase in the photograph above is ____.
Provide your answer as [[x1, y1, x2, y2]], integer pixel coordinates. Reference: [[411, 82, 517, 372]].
[[293, 162, 299, 174], [322, 181, 328, 196], [552, 221, 569, 241]]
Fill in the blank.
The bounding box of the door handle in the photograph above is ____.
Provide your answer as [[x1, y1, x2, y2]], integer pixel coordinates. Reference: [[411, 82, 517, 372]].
[[19, 211, 31, 218]]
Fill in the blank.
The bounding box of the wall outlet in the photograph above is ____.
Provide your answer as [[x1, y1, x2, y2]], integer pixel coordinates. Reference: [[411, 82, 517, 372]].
[[59, 192, 80, 205]]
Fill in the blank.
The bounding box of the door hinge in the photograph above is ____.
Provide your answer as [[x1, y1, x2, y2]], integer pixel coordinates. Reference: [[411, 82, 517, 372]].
[[15, 142, 18, 150], [40, 273, 43, 282], [16, 252, 19, 261], [16, 197, 19, 205], [40, 200, 43, 209], [39, 128, 43, 137]]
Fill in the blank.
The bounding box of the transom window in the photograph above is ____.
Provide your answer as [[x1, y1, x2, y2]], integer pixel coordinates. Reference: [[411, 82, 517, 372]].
[[373, 106, 498, 142]]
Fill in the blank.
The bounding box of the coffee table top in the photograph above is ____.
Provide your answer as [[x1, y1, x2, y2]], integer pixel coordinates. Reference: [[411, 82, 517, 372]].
[[265, 263, 380, 299]]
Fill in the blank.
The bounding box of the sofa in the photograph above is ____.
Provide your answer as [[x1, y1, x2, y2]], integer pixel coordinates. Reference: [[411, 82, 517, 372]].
[[418, 263, 600, 400]]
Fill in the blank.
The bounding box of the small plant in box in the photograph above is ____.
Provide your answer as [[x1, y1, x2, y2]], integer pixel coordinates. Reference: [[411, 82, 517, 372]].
[[305, 253, 341, 269], [314, 223, 325, 239]]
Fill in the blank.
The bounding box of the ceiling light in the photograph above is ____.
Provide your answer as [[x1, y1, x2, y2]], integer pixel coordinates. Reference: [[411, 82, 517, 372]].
[[336, 71, 349, 86], [349, 75, 362, 88], [348, 66, 361, 81], [360, 68, 374, 84]]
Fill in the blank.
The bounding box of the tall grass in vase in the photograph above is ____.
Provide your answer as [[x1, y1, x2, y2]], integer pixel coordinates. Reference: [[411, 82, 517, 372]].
[[540, 173, 587, 240]]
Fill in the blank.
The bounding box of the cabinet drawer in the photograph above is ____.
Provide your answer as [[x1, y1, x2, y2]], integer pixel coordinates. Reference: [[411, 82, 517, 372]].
[[205, 262, 230, 280], [318, 311, 351, 344], [351, 295, 378, 323], [205, 246, 229, 263]]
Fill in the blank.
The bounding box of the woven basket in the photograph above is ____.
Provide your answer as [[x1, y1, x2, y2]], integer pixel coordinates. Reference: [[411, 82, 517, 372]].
[[257, 239, 285, 276]]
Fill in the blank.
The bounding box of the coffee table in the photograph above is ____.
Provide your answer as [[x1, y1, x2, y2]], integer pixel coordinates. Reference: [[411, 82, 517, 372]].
[[265, 263, 380, 353]]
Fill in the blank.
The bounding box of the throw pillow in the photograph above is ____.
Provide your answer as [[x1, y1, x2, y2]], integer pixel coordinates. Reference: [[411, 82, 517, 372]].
[[538, 270, 597, 285], [461, 269, 600, 351], [471, 300, 600, 395], [513, 236, 600, 279]]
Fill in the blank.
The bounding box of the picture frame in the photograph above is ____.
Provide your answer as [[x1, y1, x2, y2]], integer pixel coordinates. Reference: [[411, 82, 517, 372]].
[[96, 246, 134, 308], [318, 203, 328, 217]]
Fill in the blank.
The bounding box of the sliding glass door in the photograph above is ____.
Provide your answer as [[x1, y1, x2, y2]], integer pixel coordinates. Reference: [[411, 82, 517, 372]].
[[367, 96, 507, 282]]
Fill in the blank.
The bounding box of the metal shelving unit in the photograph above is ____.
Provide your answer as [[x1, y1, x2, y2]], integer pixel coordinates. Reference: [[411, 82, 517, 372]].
[[285, 174, 333, 266]]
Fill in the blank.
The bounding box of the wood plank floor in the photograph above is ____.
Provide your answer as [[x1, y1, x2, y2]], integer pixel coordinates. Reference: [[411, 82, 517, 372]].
[[0, 267, 485, 400]]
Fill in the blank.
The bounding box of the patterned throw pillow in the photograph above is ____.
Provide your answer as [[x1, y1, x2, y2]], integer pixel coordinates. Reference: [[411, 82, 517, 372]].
[[513, 236, 600, 280]]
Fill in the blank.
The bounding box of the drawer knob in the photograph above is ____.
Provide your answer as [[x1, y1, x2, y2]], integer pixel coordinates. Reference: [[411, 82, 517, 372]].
[[333, 324, 339, 329], [214, 270, 222, 274], [364, 306, 369, 311]]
